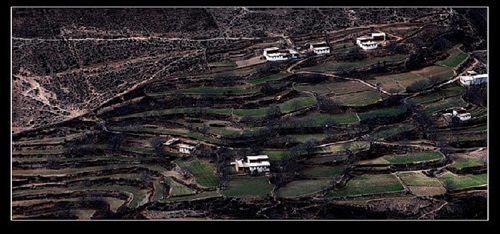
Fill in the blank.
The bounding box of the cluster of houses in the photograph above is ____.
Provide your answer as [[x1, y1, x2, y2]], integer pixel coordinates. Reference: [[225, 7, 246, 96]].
[[355, 32, 386, 50], [459, 71, 488, 86], [262, 31, 387, 62], [163, 137, 271, 176], [262, 41, 330, 61]]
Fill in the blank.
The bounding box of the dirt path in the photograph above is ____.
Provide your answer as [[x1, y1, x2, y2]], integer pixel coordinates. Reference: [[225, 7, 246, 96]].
[[373, 141, 437, 151], [418, 200, 448, 219], [12, 36, 261, 42]]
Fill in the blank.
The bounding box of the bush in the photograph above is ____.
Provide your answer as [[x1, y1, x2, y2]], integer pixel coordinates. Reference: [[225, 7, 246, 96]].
[[406, 79, 431, 92]]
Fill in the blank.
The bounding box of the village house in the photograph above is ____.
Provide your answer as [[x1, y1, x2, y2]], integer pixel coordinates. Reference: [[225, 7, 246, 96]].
[[163, 137, 196, 154], [459, 73, 488, 86], [178, 144, 196, 154], [442, 110, 471, 124], [231, 155, 271, 175], [356, 32, 386, 50], [309, 42, 330, 54], [262, 47, 299, 61], [163, 137, 179, 146]]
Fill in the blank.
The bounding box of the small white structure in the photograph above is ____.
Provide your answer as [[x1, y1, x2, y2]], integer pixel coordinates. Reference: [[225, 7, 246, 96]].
[[178, 144, 195, 154], [309, 42, 330, 54], [163, 138, 179, 146], [356, 32, 386, 50], [232, 155, 271, 174], [460, 74, 488, 86], [289, 49, 299, 58], [371, 32, 386, 41], [263, 47, 289, 61], [443, 110, 471, 123], [358, 41, 378, 50], [262, 47, 300, 61]]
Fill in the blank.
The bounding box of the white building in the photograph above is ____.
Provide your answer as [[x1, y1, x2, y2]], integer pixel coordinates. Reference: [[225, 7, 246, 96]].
[[178, 144, 195, 154], [163, 138, 179, 146], [262, 47, 300, 61], [232, 155, 271, 174], [443, 110, 471, 122], [460, 74, 488, 86], [309, 42, 330, 54], [289, 49, 299, 58], [263, 47, 289, 61], [356, 32, 386, 50], [371, 32, 386, 41], [358, 41, 378, 50]]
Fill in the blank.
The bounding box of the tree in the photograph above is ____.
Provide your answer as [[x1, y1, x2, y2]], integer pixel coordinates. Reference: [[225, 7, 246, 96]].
[[271, 151, 303, 188], [108, 133, 126, 152], [47, 155, 58, 169], [290, 100, 302, 112], [442, 179, 455, 192], [429, 76, 442, 85], [199, 124, 209, 135], [451, 116, 461, 127], [149, 137, 166, 158], [298, 137, 320, 155], [139, 171, 153, 188], [346, 47, 366, 61], [316, 94, 342, 114], [215, 146, 233, 188], [266, 104, 282, 120], [214, 70, 236, 86], [406, 79, 431, 93], [479, 154, 487, 166]]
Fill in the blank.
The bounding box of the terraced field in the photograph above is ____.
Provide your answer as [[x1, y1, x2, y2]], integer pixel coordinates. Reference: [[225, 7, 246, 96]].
[[276, 179, 331, 198], [12, 12, 487, 219], [326, 174, 405, 198]]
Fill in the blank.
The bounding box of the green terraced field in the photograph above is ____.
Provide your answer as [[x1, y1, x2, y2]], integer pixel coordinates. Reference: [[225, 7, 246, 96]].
[[370, 123, 416, 140], [167, 177, 195, 196], [276, 179, 330, 198], [261, 150, 288, 161], [437, 45, 468, 67], [327, 174, 405, 198], [176, 159, 219, 187], [438, 172, 487, 190], [333, 90, 383, 106], [302, 166, 343, 177], [247, 73, 291, 85], [450, 157, 484, 169], [383, 151, 444, 164], [358, 106, 406, 120], [303, 54, 407, 72], [397, 172, 443, 187], [289, 134, 327, 143], [221, 176, 273, 197]]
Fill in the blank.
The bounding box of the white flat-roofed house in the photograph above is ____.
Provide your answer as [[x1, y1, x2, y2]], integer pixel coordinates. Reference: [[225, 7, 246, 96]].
[[309, 42, 330, 54], [178, 144, 196, 154], [460, 74, 488, 86], [442, 110, 471, 123], [356, 32, 386, 50], [262, 47, 301, 61], [233, 155, 271, 175], [263, 47, 289, 61]]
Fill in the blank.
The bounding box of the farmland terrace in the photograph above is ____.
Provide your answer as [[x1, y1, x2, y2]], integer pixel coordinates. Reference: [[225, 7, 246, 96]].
[[12, 7, 487, 220]]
